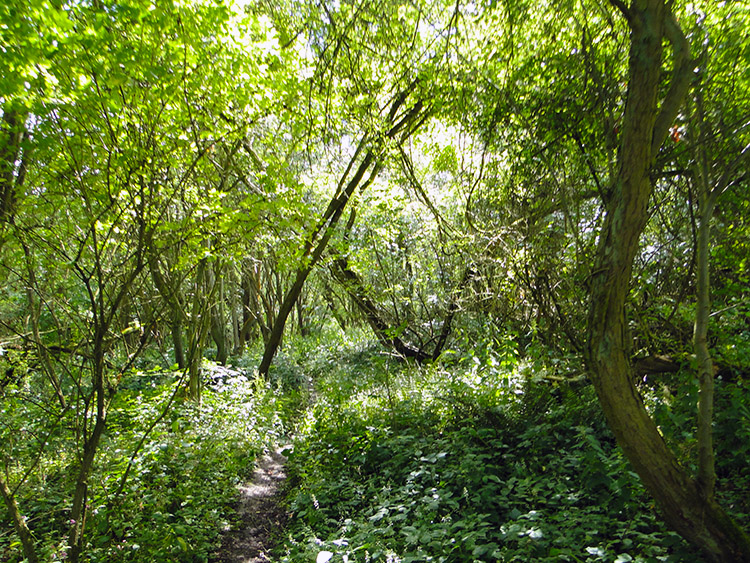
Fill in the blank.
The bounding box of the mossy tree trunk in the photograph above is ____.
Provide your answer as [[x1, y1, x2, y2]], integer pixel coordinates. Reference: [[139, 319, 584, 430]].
[[0, 476, 38, 563], [587, 2, 750, 561]]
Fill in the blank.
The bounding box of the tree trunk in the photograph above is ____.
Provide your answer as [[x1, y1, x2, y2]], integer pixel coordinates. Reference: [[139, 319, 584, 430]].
[[187, 258, 210, 401], [0, 107, 28, 230], [19, 238, 66, 408], [257, 149, 379, 376], [0, 476, 38, 563], [68, 324, 108, 563], [296, 296, 308, 337], [209, 262, 228, 365], [230, 265, 242, 356], [171, 309, 186, 369], [241, 264, 262, 344], [258, 88, 427, 376], [431, 267, 472, 361], [147, 251, 186, 369], [587, 2, 750, 561], [691, 79, 750, 501], [694, 192, 717, 496], [322, 281, 349, 331], [330, 256, 430, 362], [68, 211, 148, 561]]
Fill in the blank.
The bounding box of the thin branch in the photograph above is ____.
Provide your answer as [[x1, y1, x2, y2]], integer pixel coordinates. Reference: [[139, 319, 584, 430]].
[[710, 141, 750, 205]]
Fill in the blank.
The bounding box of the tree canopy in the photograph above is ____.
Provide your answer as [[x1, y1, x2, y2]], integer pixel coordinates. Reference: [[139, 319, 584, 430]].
[[1, 0, 749, 561]]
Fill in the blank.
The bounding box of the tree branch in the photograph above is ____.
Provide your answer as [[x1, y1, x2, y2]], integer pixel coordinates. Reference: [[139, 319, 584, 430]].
[[651, 11, 695, 156], [711, 141, 750, 205]]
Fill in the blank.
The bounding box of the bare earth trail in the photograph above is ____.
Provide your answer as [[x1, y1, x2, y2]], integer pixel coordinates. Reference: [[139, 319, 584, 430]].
[[211, 446, 290, 563]]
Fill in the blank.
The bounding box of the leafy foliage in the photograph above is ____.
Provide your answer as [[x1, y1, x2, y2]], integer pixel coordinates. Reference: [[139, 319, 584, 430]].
[[2, 0, 750, 560], [0, 367, 286, 562], [275, 339, 736, 563]]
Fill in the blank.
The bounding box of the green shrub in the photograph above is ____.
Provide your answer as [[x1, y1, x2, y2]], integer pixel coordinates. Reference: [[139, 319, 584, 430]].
[[0, 365, 286, 563], [278, 344, 699, 563]]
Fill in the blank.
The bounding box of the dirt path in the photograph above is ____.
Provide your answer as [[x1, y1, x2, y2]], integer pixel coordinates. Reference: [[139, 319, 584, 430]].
[[211, 446, 289, 563]]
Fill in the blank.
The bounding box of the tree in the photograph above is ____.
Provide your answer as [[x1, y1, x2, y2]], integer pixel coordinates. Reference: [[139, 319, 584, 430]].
[[257, 100, 426, 376], [586, 1, 750, 560], [256, 0, 455, 375], [2, 0, 748, 559], [417, 0, 749, 556], [688, 4, 750, 514], [0, 0, 286, 557]]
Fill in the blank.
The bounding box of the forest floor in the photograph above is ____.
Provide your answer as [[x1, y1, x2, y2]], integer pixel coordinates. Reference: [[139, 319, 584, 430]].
[[211, 446, 290, 563]]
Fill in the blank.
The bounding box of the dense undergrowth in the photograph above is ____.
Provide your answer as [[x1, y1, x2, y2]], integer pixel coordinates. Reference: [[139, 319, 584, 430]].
[[2, 329, 749, 562], [0, 357, 294, 562], [276, 333, 750, 563]]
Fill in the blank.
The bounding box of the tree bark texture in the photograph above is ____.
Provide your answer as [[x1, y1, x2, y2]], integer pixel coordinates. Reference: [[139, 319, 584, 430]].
[[587, 2, 750, 560], [0, 476, 38, 563], [0, 107, 28, 228]]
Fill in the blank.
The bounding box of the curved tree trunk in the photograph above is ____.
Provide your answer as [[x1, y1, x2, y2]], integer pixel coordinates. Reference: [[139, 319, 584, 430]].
[[330, 256, 430, 362], [330, 252, 469, 363], [587, 2, 750, 561], [258, 86, 428, 377]]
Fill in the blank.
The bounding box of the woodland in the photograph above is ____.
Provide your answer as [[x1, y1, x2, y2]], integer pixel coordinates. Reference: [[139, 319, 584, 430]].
[[1, 0, 749, 561]]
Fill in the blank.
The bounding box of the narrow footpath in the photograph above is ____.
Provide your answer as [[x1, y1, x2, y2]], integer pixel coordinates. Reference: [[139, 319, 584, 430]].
[[211, 446, 289, 563]]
